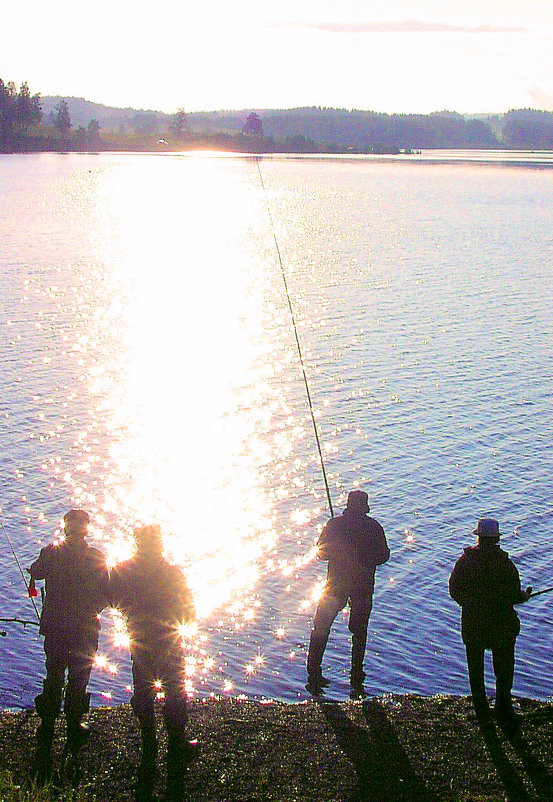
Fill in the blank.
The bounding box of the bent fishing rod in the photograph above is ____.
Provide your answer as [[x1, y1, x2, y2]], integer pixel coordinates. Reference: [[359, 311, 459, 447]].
[[256, 158, 334, 518], [0, 511, 41, 624]]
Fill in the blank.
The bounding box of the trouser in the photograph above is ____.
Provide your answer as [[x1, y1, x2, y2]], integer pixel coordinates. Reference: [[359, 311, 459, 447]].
[[130, 644, 189, 794], [33, 631, 97, 774], [35, 631, 97, 722], [465, 638, 516, 718], [307, 589, 373, 679]]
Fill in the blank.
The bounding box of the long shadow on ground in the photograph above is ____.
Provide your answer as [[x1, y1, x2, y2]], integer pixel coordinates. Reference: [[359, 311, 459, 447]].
[[318, 698, 437, 802], [478, 723, 533, 802]]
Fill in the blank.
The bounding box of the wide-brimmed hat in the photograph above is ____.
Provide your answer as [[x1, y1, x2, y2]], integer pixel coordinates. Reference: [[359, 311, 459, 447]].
[[473, 518, 500, 538]]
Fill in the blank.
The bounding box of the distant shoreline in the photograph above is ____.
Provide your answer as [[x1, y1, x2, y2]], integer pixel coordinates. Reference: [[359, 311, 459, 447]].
[[4, 145, 553, 172], [1, 135, 418, 157]]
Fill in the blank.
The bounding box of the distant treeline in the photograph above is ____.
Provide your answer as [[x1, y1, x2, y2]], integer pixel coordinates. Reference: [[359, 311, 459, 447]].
[[4, 78, 553, 153], [191, 107, 553, 150]]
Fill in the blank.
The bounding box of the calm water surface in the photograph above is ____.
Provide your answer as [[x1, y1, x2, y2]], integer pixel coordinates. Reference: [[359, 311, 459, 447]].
[[1, 151, 553, 708]]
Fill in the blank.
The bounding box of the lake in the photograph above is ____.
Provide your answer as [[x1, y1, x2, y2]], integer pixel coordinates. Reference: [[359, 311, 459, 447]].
[[1, 150, 552, 709]]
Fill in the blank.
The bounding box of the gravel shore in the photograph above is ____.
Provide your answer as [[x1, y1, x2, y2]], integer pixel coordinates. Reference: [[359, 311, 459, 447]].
[[1, 695, 552, 801]]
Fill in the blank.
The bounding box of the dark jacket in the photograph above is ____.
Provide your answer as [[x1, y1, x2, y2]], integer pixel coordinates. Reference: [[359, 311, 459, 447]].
[[30, 539, 109, 639], [449, 543, 526, 645], [110, 554, 194, 651], [318, 508, 390, 596]]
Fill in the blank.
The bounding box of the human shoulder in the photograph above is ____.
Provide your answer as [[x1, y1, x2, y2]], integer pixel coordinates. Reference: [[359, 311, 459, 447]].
[[366, 516, 385, 533], [36, 541, 64, 564], [450, 546, 476, 572], [87, 543, 108, 562], [164, 559, 188, 583], [39, 542, 59, 558], [30, 542, 57, 573], [111, 556, 135, 578], [319, 514, 343, 540]]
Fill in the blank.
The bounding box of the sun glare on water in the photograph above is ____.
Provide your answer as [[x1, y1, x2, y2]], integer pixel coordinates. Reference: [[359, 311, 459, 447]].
[[47, 155, 311, 619], [13, 154, 327, 699]]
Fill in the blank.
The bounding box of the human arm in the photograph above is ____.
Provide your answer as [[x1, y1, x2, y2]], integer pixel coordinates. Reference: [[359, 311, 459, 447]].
[[519, 586, 533, 602], [180, 579, 196, 623], [507, 560, 531, 604], [28, 545, 53, 581], [448, 556, 469, 606], [317, 519, 339, 561], [371, 523, 390, 566]]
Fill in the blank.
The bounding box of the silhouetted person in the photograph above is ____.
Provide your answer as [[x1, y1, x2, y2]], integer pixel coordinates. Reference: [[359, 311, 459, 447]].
[[307, 490, 390, 691], [110, 525, 196, 802], [449, 518, 531, 734], [29, 509, 109, 782]]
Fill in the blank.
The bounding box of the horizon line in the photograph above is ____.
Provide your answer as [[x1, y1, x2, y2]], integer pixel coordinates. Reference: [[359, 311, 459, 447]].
[[39, 96, 534, 118]]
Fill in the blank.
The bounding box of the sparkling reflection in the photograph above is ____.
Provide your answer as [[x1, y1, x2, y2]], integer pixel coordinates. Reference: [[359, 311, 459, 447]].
[[6, 153, 551, 706], [16, 154, 324, 700]]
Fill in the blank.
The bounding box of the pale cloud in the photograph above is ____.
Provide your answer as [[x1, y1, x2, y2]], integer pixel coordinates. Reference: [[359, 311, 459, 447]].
[[274, 19, 525, 34], [527, 86, 553, 111]]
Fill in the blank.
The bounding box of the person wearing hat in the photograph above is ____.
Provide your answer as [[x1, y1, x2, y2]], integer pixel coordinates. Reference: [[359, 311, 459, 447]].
[[110, 524, 196, 801], [28, 509, 110, 782], [306, 490, 390, 691], [449, 518, 532, 732]]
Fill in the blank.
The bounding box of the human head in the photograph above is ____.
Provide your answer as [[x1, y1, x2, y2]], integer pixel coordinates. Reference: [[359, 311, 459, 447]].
[[64, 509, 90, 539], [473, 517, 500, 543], [133, 524, 163, 554], [346, 490, 370, 514]]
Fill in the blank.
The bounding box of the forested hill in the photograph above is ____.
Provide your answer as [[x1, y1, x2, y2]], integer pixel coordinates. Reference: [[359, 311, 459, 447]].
[[39, 98, 553, 149], [191, 108, 500, 148]]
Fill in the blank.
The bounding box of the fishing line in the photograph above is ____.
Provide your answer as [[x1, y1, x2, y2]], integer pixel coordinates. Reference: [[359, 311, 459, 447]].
[[0, 512, 40, 623], [256, 158, 334, 518]]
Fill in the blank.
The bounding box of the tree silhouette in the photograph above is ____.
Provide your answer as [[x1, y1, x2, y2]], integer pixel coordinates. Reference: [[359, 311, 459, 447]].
[[169, 108, 188, 137], [88, 118, 101, 143], [54, 99, 71, 136], [0, 79, 16, 139], [242, 112, 263, 137]]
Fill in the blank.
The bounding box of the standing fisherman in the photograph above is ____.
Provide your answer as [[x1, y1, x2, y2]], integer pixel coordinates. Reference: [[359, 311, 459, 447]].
[[110, 524, 196, 802], [306, 490, 390, 691], [449, 518, 532, 733], [29, 509, 110, 782]]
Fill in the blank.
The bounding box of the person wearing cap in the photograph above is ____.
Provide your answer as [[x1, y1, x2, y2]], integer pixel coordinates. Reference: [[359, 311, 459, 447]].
[[28, 509, 110, 782], [110, 524, 196, 801], [306, 490, 390, 691], [449, 518, 532, 732]]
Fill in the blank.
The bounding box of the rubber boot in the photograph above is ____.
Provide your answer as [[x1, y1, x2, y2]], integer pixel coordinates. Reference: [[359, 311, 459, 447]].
[[135, 723, 157, 801], [493, 644, 519, 735], [162, 699, 198, 800], [163, 732, 185, 801], [350, 631, 367, 688], [32, 717, 56, 786], [65, 691, 91, 756], [32, 690, 62, 785], [306, 632, 330, 691]]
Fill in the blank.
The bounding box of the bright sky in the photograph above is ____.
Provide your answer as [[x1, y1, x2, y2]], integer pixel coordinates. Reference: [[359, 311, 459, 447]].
[[3, 0, 553, 113]]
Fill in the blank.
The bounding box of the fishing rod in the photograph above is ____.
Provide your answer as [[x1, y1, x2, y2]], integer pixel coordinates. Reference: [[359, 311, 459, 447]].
[[528, 587, 553, 600], [256, 158, 334, 518], [1, 619, 39, 637], [0, 511, 41, 623]]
